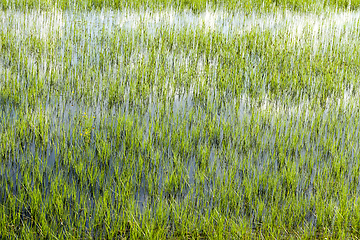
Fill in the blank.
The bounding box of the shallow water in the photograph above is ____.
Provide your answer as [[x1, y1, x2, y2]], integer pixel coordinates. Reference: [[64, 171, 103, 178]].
[[1, 9, 360, 234], [1, 9, 360, 46]]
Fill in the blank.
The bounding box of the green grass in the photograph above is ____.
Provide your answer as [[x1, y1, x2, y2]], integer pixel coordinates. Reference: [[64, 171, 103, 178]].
[[1, 6, 360, 239], [1, 0, 360, 12]]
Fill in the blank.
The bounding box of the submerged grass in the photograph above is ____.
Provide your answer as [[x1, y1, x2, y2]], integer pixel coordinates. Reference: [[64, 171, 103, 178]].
[[1, 6, 360, 239], [2, 0, 360, 12]]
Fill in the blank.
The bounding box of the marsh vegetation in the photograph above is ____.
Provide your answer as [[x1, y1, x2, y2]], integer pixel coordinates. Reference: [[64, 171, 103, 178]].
[[1, 1, 360, 239]]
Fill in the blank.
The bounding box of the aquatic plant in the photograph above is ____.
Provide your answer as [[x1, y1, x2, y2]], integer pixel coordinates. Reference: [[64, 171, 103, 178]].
[[1, 4, 360, 239]]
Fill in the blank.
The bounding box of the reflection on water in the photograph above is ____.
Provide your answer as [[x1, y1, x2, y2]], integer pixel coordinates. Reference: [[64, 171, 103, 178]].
[[1, 9, 360, 233], [1, 9, 360, 47]]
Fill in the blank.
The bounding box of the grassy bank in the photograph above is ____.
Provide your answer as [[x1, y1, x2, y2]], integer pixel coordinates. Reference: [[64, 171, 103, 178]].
[[1, 8, 360, 239]]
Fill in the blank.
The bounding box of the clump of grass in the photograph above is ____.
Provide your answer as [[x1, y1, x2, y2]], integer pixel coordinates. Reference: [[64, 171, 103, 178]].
[[78, 112, 95, 145]]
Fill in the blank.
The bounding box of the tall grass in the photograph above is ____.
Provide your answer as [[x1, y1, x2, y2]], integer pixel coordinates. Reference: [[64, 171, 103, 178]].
[[1, 6, 360, 239]]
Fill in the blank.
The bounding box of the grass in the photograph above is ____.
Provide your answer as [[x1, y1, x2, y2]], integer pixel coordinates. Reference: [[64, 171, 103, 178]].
[[1, 0, 360, 12], [1, 3, 360, 239]]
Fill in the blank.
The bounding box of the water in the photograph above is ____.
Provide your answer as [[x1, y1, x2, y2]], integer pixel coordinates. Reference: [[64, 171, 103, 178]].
[[1, 9, 360, 234], [1, 9, 360, 48]]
